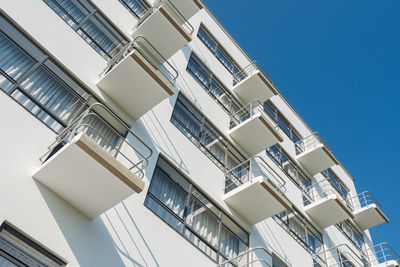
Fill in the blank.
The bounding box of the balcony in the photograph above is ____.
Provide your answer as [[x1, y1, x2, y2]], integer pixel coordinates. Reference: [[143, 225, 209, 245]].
[[133, 0, 193, 59], [351, 191, 389, 230], [365, 243, 399, 267], [295, 132, 339, 175], [303, 178, 354, 228], [320, 244, 369, 267], [33, 104, 152, 219], [228, 100, 283, 157], [168, 0, 204, 19], [97, 36, 176, 120], [223, 156, 291, 225], [231, 61, 278, 105]]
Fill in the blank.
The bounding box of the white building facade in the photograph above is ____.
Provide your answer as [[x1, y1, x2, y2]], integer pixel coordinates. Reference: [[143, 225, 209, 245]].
[[0, 0, 396, 266]]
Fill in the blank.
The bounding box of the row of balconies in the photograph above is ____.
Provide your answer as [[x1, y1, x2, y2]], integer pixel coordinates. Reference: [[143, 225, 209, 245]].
[[29, 1, 395, 266]]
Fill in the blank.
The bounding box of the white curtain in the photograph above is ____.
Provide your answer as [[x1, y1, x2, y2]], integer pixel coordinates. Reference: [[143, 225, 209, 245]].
[[120, 0, 147, 18]]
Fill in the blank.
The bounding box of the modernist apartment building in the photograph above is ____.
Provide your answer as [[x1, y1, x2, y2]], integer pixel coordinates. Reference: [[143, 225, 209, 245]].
[[0, 0, 397, 266]]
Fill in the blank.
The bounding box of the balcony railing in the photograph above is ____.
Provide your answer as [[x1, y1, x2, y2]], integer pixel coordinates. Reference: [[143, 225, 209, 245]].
[[40, 103, 152, 178], [315, 244, 368, 267], [217, 246, 274, 267], [224, 156, 286, 194], [137, 0, 194, 35], [102, 35, 178, 83], [229, 100, 278, 130], [304, 178, 353, 211], [295, 132, 333, 155], [364, 243, 400, 266], [233, 61, 275, 87], [351, 191, 382, 211]]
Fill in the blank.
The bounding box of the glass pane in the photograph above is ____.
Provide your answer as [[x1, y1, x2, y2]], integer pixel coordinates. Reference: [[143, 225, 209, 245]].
[[0, 74, 14, 93], [11, 89, 64, 133], [219, 224, 247, 261], [184, 228, 218, 261], [144, 196, 183, 232], [19, 66, 83, 125], [0, 32, 35, 81], [198, 27, 217, 51], [216, 47, 234, 72], [119, 0, 148, 18], [45, 0, 88, 26]]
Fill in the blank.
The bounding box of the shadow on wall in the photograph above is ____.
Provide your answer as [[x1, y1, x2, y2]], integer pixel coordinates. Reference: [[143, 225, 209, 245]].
[[102, 202, 160, 267], [253, 221, 293, 267], [35, 182, 127, 267]]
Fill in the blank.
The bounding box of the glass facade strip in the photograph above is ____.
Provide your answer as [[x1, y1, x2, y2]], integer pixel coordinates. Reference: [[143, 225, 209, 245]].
[[43, 0, 127, 60], [171, 93, 246, 172], [119, 0, 149, 19], [0, 15, 89, 133], [145, 157, 249, 263], [187, 53, 242, 115], [336, 220, 364, 251]]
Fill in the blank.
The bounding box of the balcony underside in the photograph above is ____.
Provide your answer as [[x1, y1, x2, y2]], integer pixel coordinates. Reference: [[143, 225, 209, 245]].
[[305, 195, 354, 228], [296, 145, 339, 175], [97, 50, 174, 120], [223, 176, 291, 225], [353, 204, 389, 230], [232, 71, 277, 104], [168, 0, 204, 19], [228, 113, 283, 157], [133, 6, 192, 59], [33, 133, 145, 219]]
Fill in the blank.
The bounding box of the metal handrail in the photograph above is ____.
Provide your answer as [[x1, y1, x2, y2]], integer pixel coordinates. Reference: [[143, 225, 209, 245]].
[[137, 0, 194, 35], [217, 246, 273, 267], [229, 100, 277, 129], [303, 178, 353, 211], [224, 156, 286, 194], [232, 61, 275, 87], [39, 103, 153, 179], [364, 243, 400, 265], [351, 191, 382, 211], [295, 132, 333, 155], [101, 35, 178, 83], [316, 244, 367, 267]]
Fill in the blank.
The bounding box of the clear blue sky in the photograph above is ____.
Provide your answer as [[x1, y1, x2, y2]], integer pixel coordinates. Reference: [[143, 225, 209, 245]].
[[204, 0, 400, 252]]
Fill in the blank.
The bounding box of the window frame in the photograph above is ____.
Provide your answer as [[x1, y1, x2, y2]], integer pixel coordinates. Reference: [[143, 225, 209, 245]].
[[144, 156, 249, 264], [118, 0, 150, 19]]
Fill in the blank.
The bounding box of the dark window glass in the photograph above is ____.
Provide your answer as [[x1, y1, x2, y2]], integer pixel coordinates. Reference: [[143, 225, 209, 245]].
[[274, 209, 323, 256], [171, 93, 245, 171], [264, 101, 302, 144], [119, 0, 149, 19], [197, 25, 241, 77], [145, 157, 248, 263], [0, 223, 66, 266], [43, 0, 127, 60], [187, 53, 242, 114], [0, 15, 89, 133]]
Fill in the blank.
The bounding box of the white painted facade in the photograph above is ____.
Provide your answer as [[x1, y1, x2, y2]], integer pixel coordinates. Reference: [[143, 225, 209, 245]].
[[0, 0, 394, 266]]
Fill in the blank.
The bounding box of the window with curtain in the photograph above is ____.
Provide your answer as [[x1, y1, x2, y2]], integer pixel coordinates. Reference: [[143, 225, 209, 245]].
[[336, 220, 364, 251], [0, 222, 66, 266], [274, 208, 323, 256], [119, 0, 149, 19], [266, 144, 312, 201], [0, 15, 89, 133], [187, 53, 242, 115], [43, 0, 127, 60], [145, 157, 249, 263], [264, 100, 302, 144], [171, 93, 245, 172], [197, 25, 242, 80]]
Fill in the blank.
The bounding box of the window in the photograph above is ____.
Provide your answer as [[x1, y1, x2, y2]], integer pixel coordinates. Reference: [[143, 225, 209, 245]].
[[274, 208, 324, 258], [171, 93, 246, 172], [272, 254, 288, 267], [336, 220, 364, 251], [0, 14, 89, 133], [145, 157, 249, 263], [197, 25, 242, 79], [264, 101, 302, 144], [187, 53, 242, 114], [0, 222, 66, 266], [43, 0, 127, 60], [321, 169, 349, 200], [266, 145, 312, 200], [119, 0, 149, 19]]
